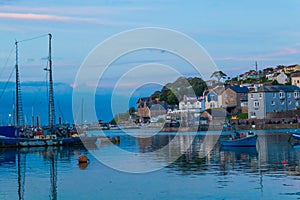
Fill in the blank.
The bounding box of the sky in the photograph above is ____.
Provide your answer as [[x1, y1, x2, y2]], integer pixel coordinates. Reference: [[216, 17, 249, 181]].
[[0, 0, 300, 123]]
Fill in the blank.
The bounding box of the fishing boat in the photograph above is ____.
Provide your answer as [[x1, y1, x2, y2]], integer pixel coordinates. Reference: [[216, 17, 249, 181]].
[[287, 130, 300, 140], [0, 34, 98, 148], [220, 130, 258, 147], [220, 146, 258, 154]]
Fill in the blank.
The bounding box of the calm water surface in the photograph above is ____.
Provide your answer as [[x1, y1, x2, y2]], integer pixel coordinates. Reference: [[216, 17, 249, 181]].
[[0, 130, 300, 200]]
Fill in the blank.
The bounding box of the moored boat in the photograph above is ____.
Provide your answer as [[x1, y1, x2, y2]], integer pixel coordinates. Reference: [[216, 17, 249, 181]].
[[220, 131, 258, 147], [0, 126, 98, 147], [288, 130, 300, 140]]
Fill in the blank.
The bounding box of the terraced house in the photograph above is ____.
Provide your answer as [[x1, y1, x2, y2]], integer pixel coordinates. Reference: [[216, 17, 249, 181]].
[[248, 85, 300, 119]]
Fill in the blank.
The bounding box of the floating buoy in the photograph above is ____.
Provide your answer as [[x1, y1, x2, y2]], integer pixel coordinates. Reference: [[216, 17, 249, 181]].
[[78, 155, 88, 163], [282, 160, 288, 165], [78, 162, 88, 170]]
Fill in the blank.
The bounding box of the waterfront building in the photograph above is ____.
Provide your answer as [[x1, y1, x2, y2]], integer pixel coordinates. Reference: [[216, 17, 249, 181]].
[[136, 97, 168, 122], [291, 71, 300, 88], [178, 94, 203, 112], [205, 85, 225, 109], [248, 85, 300, 119], [222, 85, 249, 115], [200, 108, 227, 125]]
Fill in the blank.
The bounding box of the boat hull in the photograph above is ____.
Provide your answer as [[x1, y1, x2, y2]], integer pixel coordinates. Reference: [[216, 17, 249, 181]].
[[292, 133, 300, 140], [220, 135, 258, 147], [0, 136, 97, 148]]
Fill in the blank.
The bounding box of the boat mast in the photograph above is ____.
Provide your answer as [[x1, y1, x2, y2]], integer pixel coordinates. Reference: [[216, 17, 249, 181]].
[[48, 33, 56, 127], [15, 41, 24, 127]]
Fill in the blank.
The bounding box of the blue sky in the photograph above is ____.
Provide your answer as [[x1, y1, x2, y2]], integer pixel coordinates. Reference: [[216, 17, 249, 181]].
[[0, 0, 300, 123]]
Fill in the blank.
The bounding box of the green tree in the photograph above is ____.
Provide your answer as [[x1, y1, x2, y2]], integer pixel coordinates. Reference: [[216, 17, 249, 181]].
[[110, 118, 117, 125], [150, 90, 161, 100], [167, 90, 178, 105], [128, 107, 136, 115], [210, 71, 227, 82], [272, 80, 279, 85]]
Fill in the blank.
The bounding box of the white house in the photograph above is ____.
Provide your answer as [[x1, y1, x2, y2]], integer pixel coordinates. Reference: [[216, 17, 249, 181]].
[[275, 71, 289, 84]]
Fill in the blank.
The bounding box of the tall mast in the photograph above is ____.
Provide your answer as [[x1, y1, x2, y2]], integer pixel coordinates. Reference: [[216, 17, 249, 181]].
[[15, 41, 24, 127], [48, 33, 56, 127]]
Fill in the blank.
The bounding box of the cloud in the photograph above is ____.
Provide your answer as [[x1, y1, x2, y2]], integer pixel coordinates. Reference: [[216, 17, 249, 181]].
[[215, 45, 300, 62], [0, 5, 153, 16], [267, 47, 300, 56], [0, 12, 122, 26]]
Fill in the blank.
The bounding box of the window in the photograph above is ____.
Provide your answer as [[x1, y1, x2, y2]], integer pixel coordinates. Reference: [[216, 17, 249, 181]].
[[294, 92, 299, 99], [241, 102, 248, 107], [281, 101, 285, 105], [273, 93, 276, 98], [250, 112, 256, 116], [298, 80, 300, 84], [259, 93, 262, 98], [271, 101, 275, 106], [279, 91, 285, 99], [288, 93, 291, 98], [254, 101, 259, 108], [288, 101, 292, 105], [250, 94, 254, 98], [296, 101, 299, 107]]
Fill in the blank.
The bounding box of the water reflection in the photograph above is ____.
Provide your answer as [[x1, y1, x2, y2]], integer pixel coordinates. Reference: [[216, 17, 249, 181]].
[[1, 133, 300, 199], [0, 145, 96, 200]]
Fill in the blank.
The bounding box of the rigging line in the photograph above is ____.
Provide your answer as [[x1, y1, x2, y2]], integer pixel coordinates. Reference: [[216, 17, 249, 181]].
[[0, 66, 15, 100], [17, 34, 49, 43], [0, 45, 14, 79]]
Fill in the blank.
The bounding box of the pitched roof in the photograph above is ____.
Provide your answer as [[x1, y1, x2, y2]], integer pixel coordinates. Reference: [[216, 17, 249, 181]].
[[203, 108, 227, 118], [228, 85, 249, 93], [212, 85, 225, 95], [253, 85, 300, 92], [291, 71, 300, 77]]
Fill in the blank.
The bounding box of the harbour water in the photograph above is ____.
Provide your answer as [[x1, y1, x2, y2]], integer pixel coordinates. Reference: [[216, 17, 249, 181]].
[[0, 130, 300, 199]]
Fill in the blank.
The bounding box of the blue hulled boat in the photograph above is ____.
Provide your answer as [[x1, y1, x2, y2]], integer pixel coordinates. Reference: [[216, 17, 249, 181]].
[[220, 132, 258, 147]]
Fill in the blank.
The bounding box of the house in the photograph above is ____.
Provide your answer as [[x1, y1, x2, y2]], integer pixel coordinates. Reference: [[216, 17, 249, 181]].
[[284, 64, 300, 74], [222, 85, 249, 114], [275, 71, 289, 84], [179, 94, 203, 112], [205, 85, 225, 109], [248, 85, 300, 119], [136, 97, 168, 122], [200, 108, 227, 125], [266, 73, 275, 81], [205, 80, 217, 87], [291, 71, 300, 88]]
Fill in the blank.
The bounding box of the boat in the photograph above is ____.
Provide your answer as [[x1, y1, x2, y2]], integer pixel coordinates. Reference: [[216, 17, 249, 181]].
[[220, 130, 258, 147], [0, 126, 98, 147], [287, 130, 300, 140], [220, 146, 258, 154], [0, 34, 98, 148]]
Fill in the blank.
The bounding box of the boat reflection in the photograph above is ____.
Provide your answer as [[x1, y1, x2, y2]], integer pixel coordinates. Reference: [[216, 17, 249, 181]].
[[0, 145, 96, 200], [220, 146, 258, 155], [1, 132, 300, 199]]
